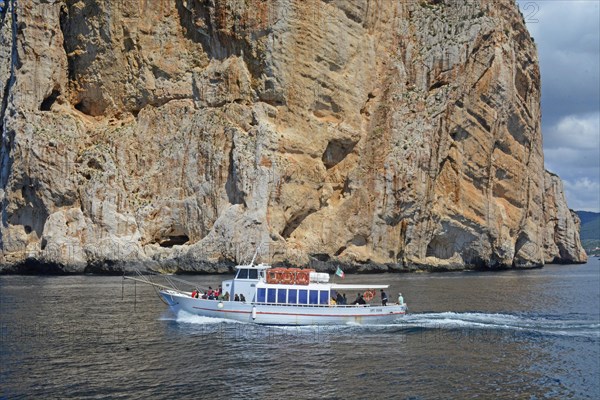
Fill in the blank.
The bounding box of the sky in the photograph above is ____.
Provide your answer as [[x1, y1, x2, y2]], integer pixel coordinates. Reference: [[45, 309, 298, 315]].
[[521, 0, 600, 212]]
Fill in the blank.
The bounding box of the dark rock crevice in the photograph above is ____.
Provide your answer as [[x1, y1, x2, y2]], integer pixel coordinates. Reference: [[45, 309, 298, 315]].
[[1, 0, 19, 251], [322, 138, 357, 169], [225, 138, 245, 206], [282, 208, 317, 239], [0, 0, 18, 134], [159, 235, 190, 248], [40, 88, 60, 111], [175, 0, 268, 80]]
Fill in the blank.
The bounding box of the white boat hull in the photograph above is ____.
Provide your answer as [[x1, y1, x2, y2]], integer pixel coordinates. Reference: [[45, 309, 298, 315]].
[[160, 290, 407, 325]]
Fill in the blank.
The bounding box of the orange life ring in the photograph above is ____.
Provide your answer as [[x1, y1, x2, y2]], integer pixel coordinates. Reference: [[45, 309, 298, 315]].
[[363, 290, 374, 302]]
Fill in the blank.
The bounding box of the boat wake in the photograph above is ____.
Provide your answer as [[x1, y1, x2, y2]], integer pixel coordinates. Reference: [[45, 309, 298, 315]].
[[390, 312, 600, 339], [162, 310, 599, 339], [162, 310, 243, 325]]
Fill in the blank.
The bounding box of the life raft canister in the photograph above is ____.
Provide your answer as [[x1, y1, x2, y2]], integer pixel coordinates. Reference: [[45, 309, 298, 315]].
[[275, 269, 285, 283], [266, 269, 279, 284], [295, 270, 310, 285], [281, 270, 294, 284]]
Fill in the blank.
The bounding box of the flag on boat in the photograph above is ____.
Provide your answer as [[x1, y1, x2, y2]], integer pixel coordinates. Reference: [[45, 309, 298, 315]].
[[335, 266, 345, 278]]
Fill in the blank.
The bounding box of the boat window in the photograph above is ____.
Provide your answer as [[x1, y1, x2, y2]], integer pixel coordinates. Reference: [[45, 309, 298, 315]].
[[237, 269, 249, 279], [277, 289, 287, 304], [319, 291, 329, 305], [288, 289, 297, 304], [309, 290, 319, 305], [249, 269, 258, 279], [298, 289, 308, 304], [267, 288, 277, 303], [257, 288, 266, 302]]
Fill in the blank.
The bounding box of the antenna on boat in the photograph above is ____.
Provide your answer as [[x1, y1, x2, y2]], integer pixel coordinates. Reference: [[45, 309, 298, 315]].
[[250, 244, 261, 266]]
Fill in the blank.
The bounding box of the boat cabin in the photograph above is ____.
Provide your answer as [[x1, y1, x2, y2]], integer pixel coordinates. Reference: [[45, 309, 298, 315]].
[[222, 265, 332, 305], [221, 263, 270, 302], [256, 285, 330, 305]]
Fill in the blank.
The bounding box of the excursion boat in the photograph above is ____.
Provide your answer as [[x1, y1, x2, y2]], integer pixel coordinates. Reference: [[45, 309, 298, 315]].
[[149, 262, 407, 326]]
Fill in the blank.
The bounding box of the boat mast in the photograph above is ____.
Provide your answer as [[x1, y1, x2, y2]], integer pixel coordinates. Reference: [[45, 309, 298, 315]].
[[250, 244, 261, 266]]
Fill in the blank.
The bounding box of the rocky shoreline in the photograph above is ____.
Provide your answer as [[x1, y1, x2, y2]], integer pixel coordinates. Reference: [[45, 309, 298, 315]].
[[2, 255, 583, 276]]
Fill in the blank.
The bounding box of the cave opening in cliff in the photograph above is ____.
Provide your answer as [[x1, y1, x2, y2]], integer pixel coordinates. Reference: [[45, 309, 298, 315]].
[[74, 101, 90, 115], [426, 235, 455, 260], [40, 89, 60, 111], [159, 235, 190, 248]]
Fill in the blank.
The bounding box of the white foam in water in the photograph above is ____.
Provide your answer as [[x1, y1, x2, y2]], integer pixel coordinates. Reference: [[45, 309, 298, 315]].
[[157, 309, 599, 338], [394, 312, 600, 338], [173, 309, 242, 325]]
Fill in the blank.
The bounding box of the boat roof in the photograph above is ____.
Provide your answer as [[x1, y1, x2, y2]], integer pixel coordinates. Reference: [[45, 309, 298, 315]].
[[330, 284, 389, 290], [235, 263, 272, 270]]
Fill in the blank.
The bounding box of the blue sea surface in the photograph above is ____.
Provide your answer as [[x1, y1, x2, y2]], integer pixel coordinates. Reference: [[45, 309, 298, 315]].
[[1, 259, 599, 399]]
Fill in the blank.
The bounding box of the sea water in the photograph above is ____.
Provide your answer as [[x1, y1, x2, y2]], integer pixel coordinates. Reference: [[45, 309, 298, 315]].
[[1, 259, 598, 398]]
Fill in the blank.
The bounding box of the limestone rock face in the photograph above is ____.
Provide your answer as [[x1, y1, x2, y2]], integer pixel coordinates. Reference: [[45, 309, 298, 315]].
[[543, 171, 587, 264], [0, 0, 586, 273]]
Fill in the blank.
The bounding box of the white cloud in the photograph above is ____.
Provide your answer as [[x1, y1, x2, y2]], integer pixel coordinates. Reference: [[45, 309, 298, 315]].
[[562, 177, 600, 212], [522, 1, 600, 211], [544, 113, 599, 211], [544, 112, 600, 150], [524, 1, 599, 120]]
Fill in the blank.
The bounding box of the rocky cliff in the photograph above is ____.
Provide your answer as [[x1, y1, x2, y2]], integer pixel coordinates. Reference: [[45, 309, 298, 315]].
[[0, 0, 587, 273]]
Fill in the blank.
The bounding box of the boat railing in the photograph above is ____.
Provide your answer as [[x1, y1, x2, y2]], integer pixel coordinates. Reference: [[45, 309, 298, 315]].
[[182, 296, 384, 307], [249, 302, 376, 308]]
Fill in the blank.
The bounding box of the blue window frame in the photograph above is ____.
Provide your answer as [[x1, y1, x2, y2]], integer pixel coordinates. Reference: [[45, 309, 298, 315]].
[[309, 290, 319, 305], [277, 289, 287, 304], [319, 290, 329, 305], [267, 288, 277, 303], [288, 289, 297, 304], [257, 288, 266, 302], [298, 290, 308, 304]]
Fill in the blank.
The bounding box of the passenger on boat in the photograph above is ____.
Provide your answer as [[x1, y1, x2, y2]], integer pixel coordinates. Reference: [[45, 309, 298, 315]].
[[336, 292, 344, 305], [191, 289, 197, 298], [398, 293, 404, 305], [218, 285, 222, 296], [380, 289, 388, 306], [195, 290, 200, 299], [342, 293, 347, 304], [224, 292, 230, 301], [239, 294, 246, 302], [207, 287, 216, 300], [353, 293, 366, 305], [234, 294, 240, 301]]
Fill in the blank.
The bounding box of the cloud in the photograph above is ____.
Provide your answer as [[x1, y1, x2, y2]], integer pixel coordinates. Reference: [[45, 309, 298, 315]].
[[544, 112, 600, 151], [522, 1, 600, 212], [562, 178, 600, 212], [543, 113, 599, 211], [525, 0, 600, 122]]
